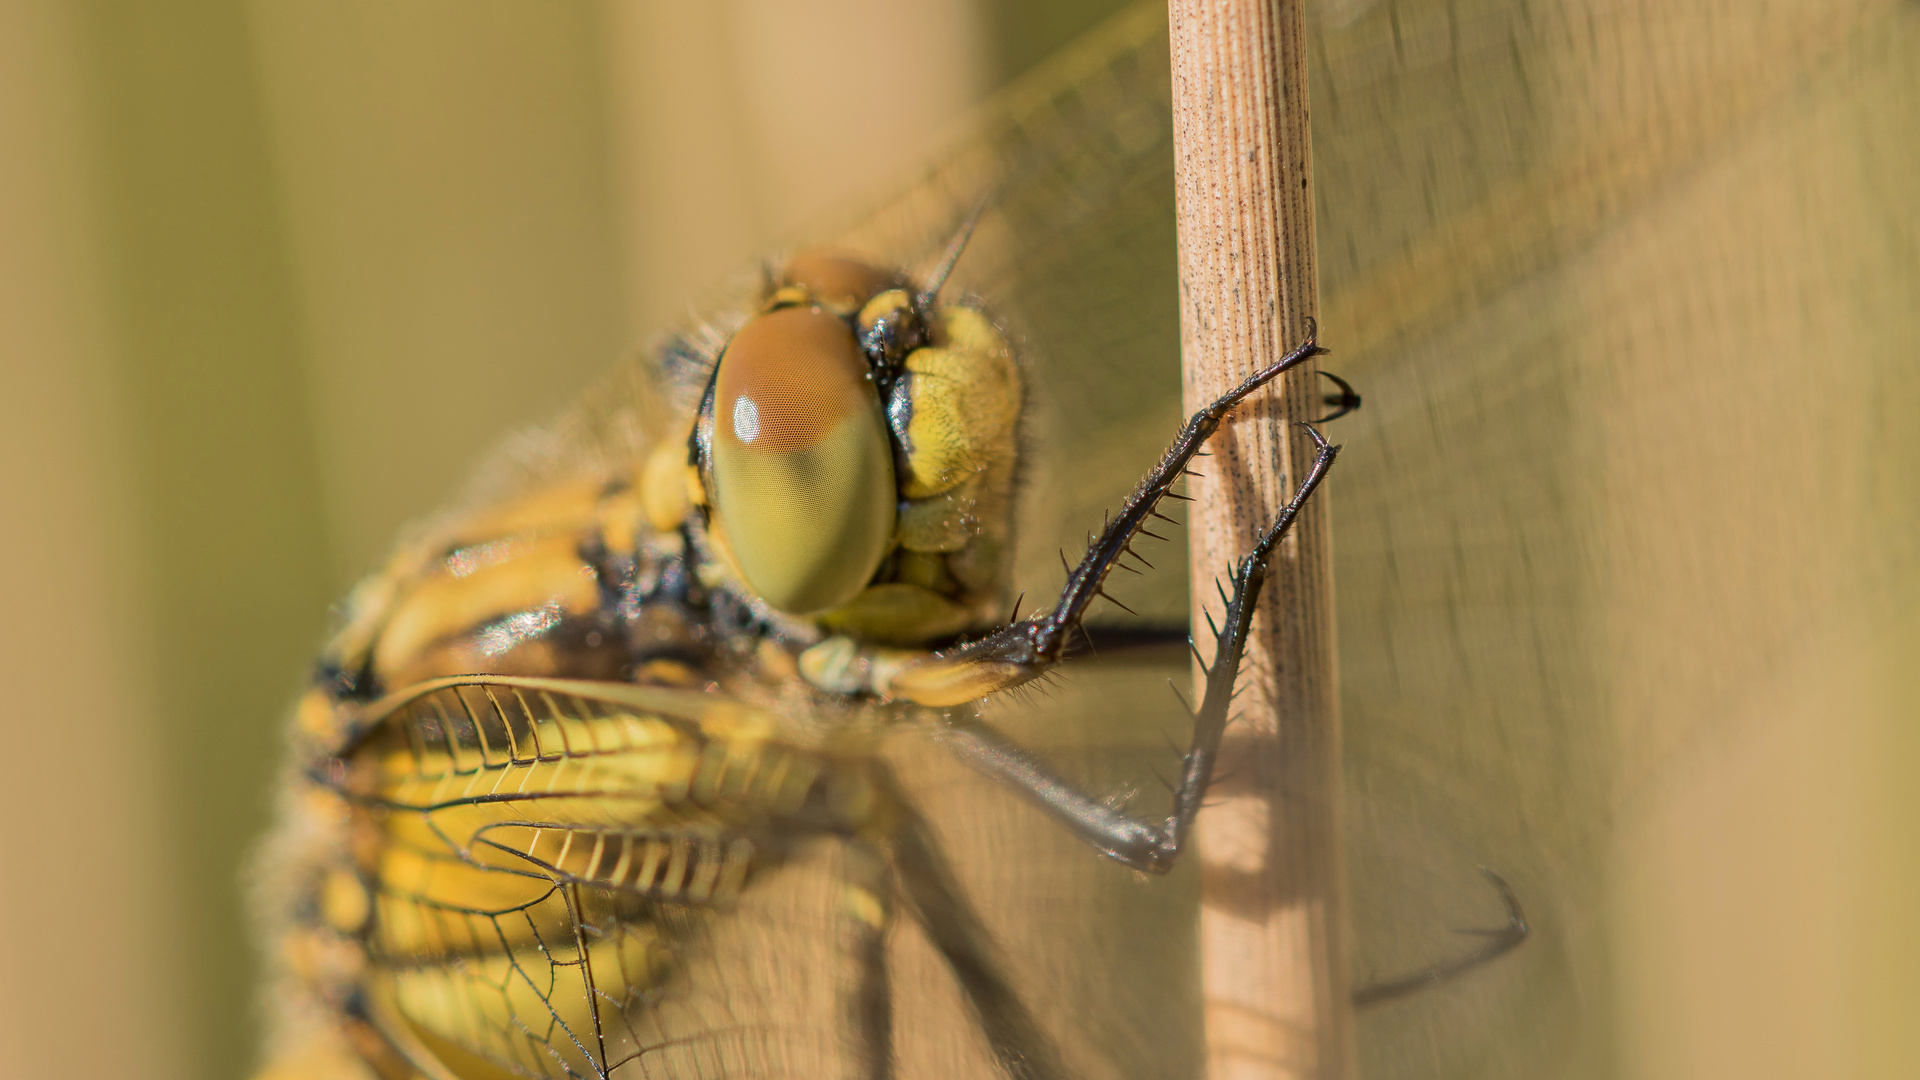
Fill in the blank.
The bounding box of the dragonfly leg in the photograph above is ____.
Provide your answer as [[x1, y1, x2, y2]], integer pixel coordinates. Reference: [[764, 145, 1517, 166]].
[[842, 836, 895, 1080], [885, 324, 1330, 708], [932, 429, 1339, 875], [878, 765, 1069, 1080]]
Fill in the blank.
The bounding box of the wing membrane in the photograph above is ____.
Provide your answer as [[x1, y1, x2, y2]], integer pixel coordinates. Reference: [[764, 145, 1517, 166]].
[[1313, 5, 1920, 1077], [304, 2, 1920, 1076], [779, 2, 1920, 1077], [346, 678, 843, 1079], [801, 2, 1189, 628]]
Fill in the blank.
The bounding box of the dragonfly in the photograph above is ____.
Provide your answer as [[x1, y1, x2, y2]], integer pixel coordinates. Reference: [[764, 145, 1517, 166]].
[[251, 8, 1364, 1079], [249, 0, 1920, 1078]]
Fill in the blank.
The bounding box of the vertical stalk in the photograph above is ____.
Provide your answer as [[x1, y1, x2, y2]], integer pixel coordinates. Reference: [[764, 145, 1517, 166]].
[[1167, 2, 1352, 1078]]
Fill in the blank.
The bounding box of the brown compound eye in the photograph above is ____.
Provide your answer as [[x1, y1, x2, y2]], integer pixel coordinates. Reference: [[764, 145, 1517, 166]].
[[709, 306, 896, 615]]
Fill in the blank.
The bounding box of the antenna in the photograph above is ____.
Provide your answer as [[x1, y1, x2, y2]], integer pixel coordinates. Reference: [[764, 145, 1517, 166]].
[[918, 196, 992, 307]]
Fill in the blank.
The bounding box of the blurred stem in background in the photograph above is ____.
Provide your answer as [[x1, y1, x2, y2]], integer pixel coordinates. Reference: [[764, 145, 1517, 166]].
[[43, 4, 334, 1080]]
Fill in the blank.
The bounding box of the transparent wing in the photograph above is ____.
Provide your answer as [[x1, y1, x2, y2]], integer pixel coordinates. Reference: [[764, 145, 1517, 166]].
[[346, 673, 1204, 1080], [1313, 4, 1920, 1077], [780, 1, 1920, 1078], [351, 678, 851, 1079], [494, 1, 1920, 1076], [804, 1, 1190, 627]]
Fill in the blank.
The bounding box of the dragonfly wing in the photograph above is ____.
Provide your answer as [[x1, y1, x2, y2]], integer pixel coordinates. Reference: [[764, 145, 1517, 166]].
[[291, 3, 1920, 1076], [337, 677, 853, 1079], [804, 3, 1190, 630], [785, 2, 1920, 1077], [1315, 2, 1920, 1077]]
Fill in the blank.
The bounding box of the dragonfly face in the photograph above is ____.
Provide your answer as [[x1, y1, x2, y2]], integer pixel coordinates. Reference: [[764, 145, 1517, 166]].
[[684, 250, 1021, 647]]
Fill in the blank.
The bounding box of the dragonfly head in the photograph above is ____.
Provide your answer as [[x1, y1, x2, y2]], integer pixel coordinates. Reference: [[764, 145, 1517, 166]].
[[663, 250, 1023, 645]]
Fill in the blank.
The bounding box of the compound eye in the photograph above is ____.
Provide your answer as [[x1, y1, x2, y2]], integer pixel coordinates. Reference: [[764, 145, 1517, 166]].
[[709, 306, 896, 614]]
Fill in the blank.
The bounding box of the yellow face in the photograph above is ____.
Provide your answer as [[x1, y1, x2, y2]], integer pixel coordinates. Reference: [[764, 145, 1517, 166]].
[[678, 251, 1023, 646]]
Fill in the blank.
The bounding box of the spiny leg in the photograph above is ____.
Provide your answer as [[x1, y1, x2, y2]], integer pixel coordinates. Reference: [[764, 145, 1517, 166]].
[[937, 427, 1338, 874], [886, 324, 1329, 707], [875, 765, 1068, 1080]]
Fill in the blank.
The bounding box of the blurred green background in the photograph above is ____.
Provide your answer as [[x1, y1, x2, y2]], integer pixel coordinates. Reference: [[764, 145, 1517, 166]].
[[2, 2, 1917, 1079]]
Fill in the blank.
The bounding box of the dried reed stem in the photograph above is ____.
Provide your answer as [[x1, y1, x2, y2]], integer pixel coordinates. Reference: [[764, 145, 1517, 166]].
[[1169, 1, 1353, 1076]]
